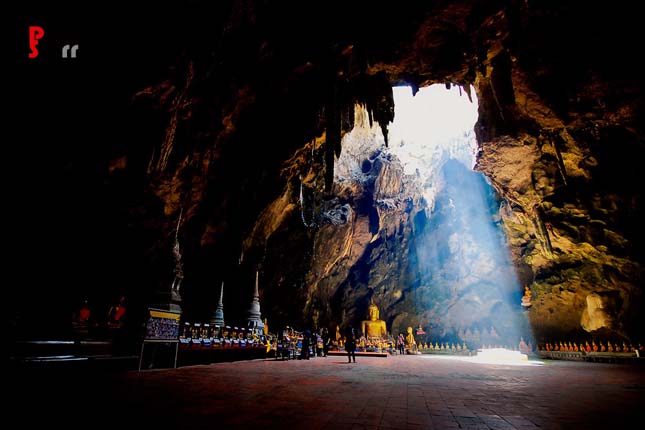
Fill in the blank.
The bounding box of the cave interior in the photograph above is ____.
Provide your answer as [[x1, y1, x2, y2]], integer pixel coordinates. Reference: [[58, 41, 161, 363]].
[[12, 0, 644, 349]]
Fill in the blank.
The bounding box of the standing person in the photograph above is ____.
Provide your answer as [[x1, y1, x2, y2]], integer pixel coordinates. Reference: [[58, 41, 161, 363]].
[[397, 333, 405, 355], [107, 296, 127, 329], [321, 327, 331, 357], [345, 326, 356, 363], [300, 330, 311, 360]]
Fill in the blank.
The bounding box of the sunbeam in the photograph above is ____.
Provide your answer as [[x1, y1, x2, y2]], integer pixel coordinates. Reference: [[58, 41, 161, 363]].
[[389, 84, 532, 350]]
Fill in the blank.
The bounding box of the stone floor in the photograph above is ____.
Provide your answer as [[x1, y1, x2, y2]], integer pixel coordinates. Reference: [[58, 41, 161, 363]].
[[9, 354, 645, 429]]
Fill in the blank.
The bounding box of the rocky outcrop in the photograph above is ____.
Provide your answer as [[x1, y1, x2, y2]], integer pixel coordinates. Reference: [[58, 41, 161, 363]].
[[241, 106, 530, 346], [471, 5, 644, 342]]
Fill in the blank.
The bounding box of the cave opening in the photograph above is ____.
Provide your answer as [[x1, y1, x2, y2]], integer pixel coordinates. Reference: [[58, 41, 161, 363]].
[[391, 84, 529, 348], [336, 84, 531, 348]]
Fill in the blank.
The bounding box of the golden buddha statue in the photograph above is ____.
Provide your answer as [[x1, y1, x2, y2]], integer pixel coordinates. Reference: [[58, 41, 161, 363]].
[[406, 326, 416, 349], [361, 303, 387, 339], [521, 286, 532, 307]]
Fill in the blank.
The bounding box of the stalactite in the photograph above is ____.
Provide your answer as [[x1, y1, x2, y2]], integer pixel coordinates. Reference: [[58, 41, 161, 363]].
[[171, 208, 185, 296], [341, 102, 355, 134], [322, 71, 394, 189], [151, 61, 194, 175], [146, 146, 157, 175], [410, 80, 420, 96], [534, 207, 553, 257], [299, 176, 312, 228], [489, 79, 505, 121], [324, 80, 341, 191], [373, 75, 394, 147], [550, 131, 569, 187], [380, 122, 390, 147], [462, 84, 473, 103]]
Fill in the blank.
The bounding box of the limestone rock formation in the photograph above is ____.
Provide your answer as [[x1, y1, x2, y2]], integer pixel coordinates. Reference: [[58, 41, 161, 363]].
[[15, 1, 644, 346]]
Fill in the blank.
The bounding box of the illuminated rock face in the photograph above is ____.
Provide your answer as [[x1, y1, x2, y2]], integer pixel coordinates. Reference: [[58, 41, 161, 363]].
[[242, 113, 527, 345], [21, 2, 642, 344]]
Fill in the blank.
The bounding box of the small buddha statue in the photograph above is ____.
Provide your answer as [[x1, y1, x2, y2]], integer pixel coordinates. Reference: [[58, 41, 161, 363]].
[[521, 286, 532, 307], [361, 303, 387, 339]]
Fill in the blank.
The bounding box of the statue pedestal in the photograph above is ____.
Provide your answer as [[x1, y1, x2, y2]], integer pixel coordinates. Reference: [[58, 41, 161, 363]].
[[150, 289, 183, 315]]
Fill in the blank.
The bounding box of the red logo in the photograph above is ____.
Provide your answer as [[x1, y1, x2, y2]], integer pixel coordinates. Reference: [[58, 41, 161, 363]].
[[28, 26, 45, 58]]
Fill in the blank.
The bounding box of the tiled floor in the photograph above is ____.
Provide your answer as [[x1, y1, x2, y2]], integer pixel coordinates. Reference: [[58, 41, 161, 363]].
[[10, 354, 645, 429]]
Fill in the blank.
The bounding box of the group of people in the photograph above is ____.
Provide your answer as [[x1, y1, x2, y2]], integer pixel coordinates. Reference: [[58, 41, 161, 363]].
[[342, 325, 417, 362], [72, 295, 128, 332], [278, 327, 333, 360], [298, 329, 330, 360]]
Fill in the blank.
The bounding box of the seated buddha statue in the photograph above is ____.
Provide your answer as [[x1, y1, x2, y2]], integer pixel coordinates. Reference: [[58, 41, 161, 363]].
[[361, 303, 387, 339], [521, 286, 532, 307]]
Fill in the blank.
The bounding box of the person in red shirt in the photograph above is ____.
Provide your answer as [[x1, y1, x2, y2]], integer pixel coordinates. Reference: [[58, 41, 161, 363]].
[[107, 296, 127, 328]]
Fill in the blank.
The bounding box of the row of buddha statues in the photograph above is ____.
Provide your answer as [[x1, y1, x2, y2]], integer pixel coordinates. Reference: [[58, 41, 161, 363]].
[[418, 342, 470, 353], [178, 322, 270, 349], [357, 303, 518, 355], [540, 340, 644, 354], [417, 342, 530, 353]]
